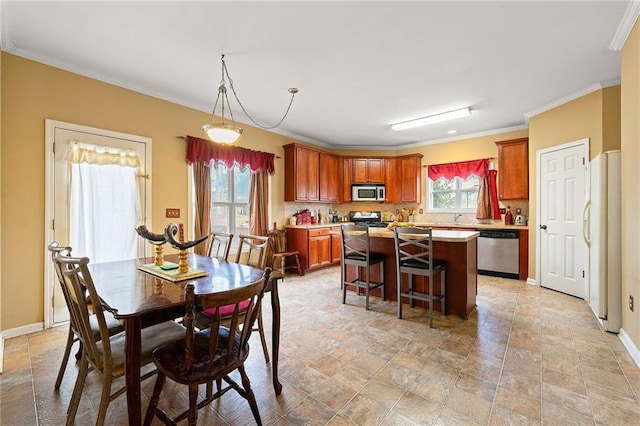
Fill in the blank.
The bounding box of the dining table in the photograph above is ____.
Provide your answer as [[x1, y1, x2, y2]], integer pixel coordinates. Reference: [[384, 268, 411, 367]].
[[88, 253, 282, 426]]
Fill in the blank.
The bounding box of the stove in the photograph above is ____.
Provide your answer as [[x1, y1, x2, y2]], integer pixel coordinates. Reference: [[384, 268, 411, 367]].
[[349, 211, 388, 227]]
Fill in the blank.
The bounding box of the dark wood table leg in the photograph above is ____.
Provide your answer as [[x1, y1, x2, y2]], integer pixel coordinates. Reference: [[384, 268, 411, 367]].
[[269, 277, 282, 395], [124, 317, 143, 425]]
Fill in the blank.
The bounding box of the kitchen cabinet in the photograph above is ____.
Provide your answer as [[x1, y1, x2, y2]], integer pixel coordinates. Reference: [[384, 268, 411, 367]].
[[399, 154, 422, 203], [331, 234, 342, 264], [286, 226, 340, 272], [319, 152, 339, 202], [383, 154, 423, 203], [284, 143, 339, 203], [342, 157, 352, 202], [495, 137, 529, 200], [352, 158, 385, 183]]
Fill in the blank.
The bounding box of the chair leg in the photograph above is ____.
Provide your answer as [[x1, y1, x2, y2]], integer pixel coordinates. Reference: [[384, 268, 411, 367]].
[[188, 382, 199, 426], [257, 306, 270, 363], [295, 255, 304, 276], [380, 261, 385, 301], [397, 270, 403, 319], [144, 372, 166, 426], [55, 326, 75, 389], [428, 274, 434, 328], [96, 372, 113, 426], [66, 355, 88, 425], [441, 269, 446, 316], [409, 273, 415, 308], [341, 263, 347, 304], [365, 264, 370, 310], [239, 365, 262, 426]]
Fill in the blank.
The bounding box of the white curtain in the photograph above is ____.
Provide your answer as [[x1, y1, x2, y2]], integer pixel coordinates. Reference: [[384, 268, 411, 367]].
[[67, 141, 142, 263]]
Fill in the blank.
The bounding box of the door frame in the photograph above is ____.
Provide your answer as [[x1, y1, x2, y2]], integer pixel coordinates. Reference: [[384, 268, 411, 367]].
[[44, 119, 152, 328], [535, 137, 589, 293]]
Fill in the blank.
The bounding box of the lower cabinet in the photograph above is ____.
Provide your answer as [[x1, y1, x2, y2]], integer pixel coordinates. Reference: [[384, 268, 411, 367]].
[[287, 226, 342, 272]]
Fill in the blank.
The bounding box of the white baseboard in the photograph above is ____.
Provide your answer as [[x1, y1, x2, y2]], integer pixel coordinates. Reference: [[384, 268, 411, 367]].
[[619, 328, 640, 369], [526, 277, 538, 286], [1, 323, 44, 374], [2, 322, 44, 340]]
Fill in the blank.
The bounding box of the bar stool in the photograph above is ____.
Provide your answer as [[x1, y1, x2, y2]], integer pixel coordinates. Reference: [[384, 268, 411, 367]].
[[393, 227, 446, 327], [340, 224, 385, 310]]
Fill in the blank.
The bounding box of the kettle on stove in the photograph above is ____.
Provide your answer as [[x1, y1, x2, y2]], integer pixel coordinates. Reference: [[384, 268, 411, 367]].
[[514, 208, 525, 226]]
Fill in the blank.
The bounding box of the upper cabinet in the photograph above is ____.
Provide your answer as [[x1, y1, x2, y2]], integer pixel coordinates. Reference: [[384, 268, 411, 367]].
[[495, 137, 529, 200], [319, 152, 339, 202], [284, 143, 340, 203], [384, 154, 422, 203], [352, 158, 385, 183]]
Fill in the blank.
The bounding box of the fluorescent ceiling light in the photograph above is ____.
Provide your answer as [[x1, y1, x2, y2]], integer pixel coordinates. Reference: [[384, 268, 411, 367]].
[[391, 107, 471, 131]]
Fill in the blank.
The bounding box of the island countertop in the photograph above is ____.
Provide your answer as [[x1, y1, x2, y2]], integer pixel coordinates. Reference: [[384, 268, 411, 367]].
[[366, 228, 479, 242]]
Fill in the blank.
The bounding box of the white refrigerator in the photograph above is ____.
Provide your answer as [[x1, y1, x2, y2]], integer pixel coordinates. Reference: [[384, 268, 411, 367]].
[[585, 150, 621, 333]]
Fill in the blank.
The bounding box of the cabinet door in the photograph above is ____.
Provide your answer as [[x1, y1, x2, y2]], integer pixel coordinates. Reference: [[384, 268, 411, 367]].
[[496, 138, 528, 200], [400, 155, 422, 203], [385, 158, 400, 203], [319, 236, 331, 266], [367, 159, 385, 183], [331, 234, 342, 264], [294, 146, 311, 200], [307, 149, 320, 201], [352, 159, 369, 183], [343, 158, 352, 202], [319, 153, 339, 202], [308, 236, 321, 270]]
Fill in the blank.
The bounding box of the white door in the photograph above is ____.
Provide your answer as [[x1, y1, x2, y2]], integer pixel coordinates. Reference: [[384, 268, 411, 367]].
[[538, 140, 588, 298], [45, 120, 152, 326]]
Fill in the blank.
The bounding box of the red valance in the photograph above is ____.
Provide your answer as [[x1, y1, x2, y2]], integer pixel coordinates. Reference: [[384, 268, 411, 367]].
[[428, 158, 489, 180], [186, 135, 276, 175]]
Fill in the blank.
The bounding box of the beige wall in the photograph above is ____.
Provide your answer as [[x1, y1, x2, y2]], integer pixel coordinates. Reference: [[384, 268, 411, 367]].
[[527, 86, 621, 279], [621, 21, 640, 348], [0, 53, 302, 330]]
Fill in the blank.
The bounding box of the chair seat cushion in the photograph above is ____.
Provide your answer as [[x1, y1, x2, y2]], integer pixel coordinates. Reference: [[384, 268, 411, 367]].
[[400, 258, 446, 270], [152, 327, 249, 384], [202, 299, 250, 318], [98, 320, 186, 378], [345, 252, 385, 264]]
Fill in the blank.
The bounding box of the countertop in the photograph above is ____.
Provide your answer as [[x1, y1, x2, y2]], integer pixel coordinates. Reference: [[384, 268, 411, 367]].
[[367, 228, 479, 242], [284, 222, 527, 231]]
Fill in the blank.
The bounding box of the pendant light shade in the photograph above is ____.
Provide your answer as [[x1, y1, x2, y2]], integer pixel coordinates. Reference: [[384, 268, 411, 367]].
[[202, 124, 242, 144]]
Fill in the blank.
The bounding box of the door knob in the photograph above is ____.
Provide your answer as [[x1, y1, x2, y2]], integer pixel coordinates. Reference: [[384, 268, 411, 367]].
[[540, 224, 547, 230]]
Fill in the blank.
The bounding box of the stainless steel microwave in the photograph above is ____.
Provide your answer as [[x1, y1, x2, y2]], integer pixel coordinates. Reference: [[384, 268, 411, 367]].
[[352, 185, 385, 202]]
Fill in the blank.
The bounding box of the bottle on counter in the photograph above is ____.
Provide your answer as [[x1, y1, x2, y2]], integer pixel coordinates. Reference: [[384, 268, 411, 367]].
[[504, 206, 514, 225]]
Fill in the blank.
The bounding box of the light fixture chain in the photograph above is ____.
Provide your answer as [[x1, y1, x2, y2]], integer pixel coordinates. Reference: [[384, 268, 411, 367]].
[[222, 59, 297, 130]]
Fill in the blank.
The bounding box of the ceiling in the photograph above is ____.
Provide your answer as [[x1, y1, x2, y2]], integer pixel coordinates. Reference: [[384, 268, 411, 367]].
[[0, 1, 632, 150]]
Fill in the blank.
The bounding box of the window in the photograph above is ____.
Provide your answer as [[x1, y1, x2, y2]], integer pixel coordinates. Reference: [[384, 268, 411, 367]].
[[428, 175, 479, 212], [210, 163, 251, 248]]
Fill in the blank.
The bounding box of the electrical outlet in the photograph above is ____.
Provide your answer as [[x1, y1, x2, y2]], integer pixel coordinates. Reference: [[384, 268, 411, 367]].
[[630, 295, 634, 312], [499, 208, 506, 214], [395, 209, 399, 214], [166, 208, 180, 218], [419, 208, 424, 214]]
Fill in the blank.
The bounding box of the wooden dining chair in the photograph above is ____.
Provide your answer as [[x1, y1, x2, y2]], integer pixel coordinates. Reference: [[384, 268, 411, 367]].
[[53, 255, 185, 426], [47, 242, 124, 390], [144, 268, 272, 426], [207, 231, 233, 261], [268, 228, 304, 278], [195, 234, 271, 363]]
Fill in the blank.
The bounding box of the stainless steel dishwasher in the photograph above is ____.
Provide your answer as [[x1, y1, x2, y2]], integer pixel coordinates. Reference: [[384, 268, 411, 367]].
[[477, 229, 519, 280]]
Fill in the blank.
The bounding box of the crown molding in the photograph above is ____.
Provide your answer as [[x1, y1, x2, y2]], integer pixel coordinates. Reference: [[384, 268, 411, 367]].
[[524, 78, 621, 121], [610, 0, 640, 51], [0, 0, 15, 51]]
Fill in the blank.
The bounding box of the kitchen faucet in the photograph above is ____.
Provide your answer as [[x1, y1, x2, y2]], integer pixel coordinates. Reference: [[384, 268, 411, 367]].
[[453, 213, 463, 225]]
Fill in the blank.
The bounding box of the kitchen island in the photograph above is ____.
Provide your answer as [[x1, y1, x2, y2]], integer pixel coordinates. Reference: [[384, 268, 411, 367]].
[[343, 228, 479, 319]]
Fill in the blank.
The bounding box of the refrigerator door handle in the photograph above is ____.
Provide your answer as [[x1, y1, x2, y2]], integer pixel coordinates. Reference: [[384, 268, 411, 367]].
[[583, 199, 591, 247]]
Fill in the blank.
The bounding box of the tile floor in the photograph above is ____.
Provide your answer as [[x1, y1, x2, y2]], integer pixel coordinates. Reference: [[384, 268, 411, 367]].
[[2, 266, 640, 425]]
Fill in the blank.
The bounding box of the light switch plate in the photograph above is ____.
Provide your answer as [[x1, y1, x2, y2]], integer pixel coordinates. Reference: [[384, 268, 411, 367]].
[[166, 208, 180, 218]]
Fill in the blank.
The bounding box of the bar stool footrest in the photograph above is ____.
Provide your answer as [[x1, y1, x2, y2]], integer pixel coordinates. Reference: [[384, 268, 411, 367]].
[[399, 290, 444, 304]]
